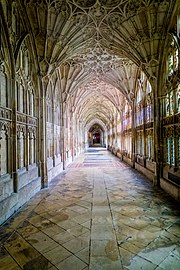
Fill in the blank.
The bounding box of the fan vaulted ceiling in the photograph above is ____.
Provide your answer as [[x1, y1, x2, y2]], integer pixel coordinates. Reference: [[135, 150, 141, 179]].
[[23, 0, 178, 126]]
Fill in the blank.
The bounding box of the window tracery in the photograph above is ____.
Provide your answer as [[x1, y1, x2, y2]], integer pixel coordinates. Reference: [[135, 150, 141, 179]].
[[0, 65, 8, 108], [0, 126, 8, 176], [168, 40, 179, 75]]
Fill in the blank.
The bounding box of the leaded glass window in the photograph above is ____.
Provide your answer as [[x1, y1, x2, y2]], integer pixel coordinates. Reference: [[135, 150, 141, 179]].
[[167, 137, 171, 164]]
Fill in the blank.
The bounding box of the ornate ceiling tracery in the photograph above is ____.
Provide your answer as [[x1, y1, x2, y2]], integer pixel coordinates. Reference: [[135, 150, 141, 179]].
[[2, 0, 178, 130]]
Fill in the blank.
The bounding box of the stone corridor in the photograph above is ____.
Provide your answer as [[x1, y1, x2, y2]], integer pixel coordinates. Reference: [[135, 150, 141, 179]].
[[0, 148, 179, 270]]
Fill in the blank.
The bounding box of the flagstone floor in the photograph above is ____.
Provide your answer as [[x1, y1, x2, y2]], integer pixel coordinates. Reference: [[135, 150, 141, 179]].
[[0, 148, 179, 270]]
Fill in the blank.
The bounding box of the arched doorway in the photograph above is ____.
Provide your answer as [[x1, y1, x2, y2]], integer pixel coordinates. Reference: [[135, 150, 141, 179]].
[[93, 131, 100, 144], [88, 124, 105, 147]]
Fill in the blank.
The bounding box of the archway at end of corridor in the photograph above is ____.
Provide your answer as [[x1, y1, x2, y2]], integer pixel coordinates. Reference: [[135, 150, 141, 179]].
[[88, 124, 106, 147]]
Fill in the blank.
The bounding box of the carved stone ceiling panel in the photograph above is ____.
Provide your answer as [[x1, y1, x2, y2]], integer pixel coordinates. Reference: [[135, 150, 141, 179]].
[[24, 0, 178, 125], [25, 0, 176, 78]]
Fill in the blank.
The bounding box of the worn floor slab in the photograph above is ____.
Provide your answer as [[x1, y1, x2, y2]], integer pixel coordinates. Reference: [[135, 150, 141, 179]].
[[0, 148, 179, 269]]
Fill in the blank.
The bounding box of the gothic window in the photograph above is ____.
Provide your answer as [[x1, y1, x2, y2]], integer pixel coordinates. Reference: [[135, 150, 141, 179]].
[[137, 87, 142, 103], [168, 54, 173, 75], [146, 104, 151, 122], [24, 50, 29, 77], [54, 88, 60, 125], [0, 67, 8, 107], [141, 134, 144, 155], [18, 131, 25, 169], [46, 91, 53, 123], [147, 134, 152, 159], [147, 81, 152, 94], [166, 135, 175, 166], [140, 108, 143, 125], [168, 40, 179, 75], [169, 91, 174, 115], [171, 137, 175, 166], [165, 94, 170, 117], [176, 84, 180, 113], [167, 137, 171, 164], [29, 132, 35, 165], [19, 83, 25, 112], [29, 90, 35, 117], [137, 133, 140, 155], [0, 130, 8, 175]]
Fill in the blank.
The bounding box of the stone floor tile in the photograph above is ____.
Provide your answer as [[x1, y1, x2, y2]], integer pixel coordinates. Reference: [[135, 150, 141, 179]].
[[0, 148, 180, 270], [81, 220, 91, 229], [41, 224, 65, 237], [44, 245, 71, 265], [52, 230, 75, 245], [48, 266, 58, 270], [68, 205, 89, 214], [118, 241, 143, 255], [91, 225, 115, 240], [126, 255, 158, 270], [167, 223, 180, 237], [26, 231, 59, 253], [56, 254, 87, 270], [66, 224, 89, 236], [72, 213, 91, 224], [4, 232, 50, 269], [89, 256, 123, 270], [49, 212, 69, 224], [56, 219, 78, 230], [16, 220, 39, 238], [91, 239, 119, 260], [23, 256, 52, 270], [119, 247, 135, 267], [0, 248, 21, 270], [138, 245, 176, 265], [62, 233, 90, 254], [158, 251, 180, 270], [76, 247, 90, 264]]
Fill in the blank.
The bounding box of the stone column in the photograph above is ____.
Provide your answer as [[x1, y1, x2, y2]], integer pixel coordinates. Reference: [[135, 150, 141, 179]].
[[38, 76, 48, 188], [60, 101, 66, 170], [131, 99, 136, 168], [153, 80, 161, 186], [11, 78, 19, 192]]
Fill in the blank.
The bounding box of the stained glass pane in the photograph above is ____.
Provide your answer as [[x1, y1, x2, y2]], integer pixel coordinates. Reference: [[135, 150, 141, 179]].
[[168, 54, 173, 74], [171, 138, 175, 165], [165, 94, 169, 116], [176, 85, 180, 113], [167, 137, 171, 164], [169, 92, 174, 115], [175, 49, 178, 69], [148, 135, 151, 159]]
